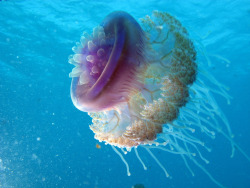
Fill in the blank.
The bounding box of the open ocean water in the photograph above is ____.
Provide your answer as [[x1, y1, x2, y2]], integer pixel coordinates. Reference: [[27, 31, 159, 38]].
[[0, 0, 250, 188]]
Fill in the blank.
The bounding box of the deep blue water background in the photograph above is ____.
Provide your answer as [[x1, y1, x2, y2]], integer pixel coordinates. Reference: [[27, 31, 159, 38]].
[[0, 0, 250, 187]]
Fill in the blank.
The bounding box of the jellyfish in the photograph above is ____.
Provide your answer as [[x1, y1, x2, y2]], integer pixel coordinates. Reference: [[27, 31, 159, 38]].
[[69, 11, 249, 187]]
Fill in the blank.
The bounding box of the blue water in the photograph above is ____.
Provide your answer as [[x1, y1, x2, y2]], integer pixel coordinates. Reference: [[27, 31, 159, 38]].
[[0, 0, 249, 187]]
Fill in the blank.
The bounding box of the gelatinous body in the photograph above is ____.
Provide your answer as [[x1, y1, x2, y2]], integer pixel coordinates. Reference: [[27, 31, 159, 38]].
[[69, 11, 196, 147], [69, 11, 249, 187]]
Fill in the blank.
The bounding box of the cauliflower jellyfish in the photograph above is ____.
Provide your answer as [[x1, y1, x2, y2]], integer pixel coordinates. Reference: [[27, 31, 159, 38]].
[[68, 11, 250, 187]]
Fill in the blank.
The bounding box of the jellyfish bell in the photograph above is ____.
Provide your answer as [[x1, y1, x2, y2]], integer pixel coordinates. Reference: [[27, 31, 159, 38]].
[[69, 10, 250, 187], [70, 11, 147, 113]]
